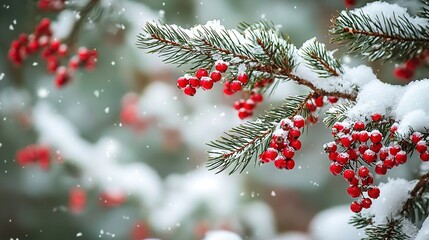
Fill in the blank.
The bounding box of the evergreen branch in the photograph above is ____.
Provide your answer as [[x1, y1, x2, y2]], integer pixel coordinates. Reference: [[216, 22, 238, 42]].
[[331, 8, 429, 61], [363, 218, 409, 240], [421, 0, 429, 19], [323, 102, 352, 127], [350, 213, 374, 229], [138, 21, 358, 101], [206, 94, 311, 174], [300, 39, 343, 78], [402, 172, 429, 216]]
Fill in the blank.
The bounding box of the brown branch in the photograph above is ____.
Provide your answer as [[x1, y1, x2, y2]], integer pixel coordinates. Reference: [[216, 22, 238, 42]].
[[401, 171, 429, 214], [310, 53, 339, 76], [343, 27, 429, 43]]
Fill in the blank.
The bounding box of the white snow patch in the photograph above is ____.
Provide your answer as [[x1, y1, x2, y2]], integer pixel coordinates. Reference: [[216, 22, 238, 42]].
[[203, 231, 242, 240]]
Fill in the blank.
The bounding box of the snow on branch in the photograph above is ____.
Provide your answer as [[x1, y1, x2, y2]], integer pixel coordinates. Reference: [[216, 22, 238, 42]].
[[331, 1, 429, 61]]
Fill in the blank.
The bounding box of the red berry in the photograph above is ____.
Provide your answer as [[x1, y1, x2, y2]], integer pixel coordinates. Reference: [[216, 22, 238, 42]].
[[353, 121, 365, 131], [405, 58, 422, 71], [237, 73, 249, 84], [370, 143, 383, 153], [368, 187, 380, 199], [293, 116, 305, 129], [314, 96, 324, 107], [265, 148, 278, 161], [58, 43, 68, 56], [201, 77, 214, 90], [375, 163, 387, 175], [215, 61, 228, 72], [395, 151, 407, 164], [394, 66, 414, 81], [336, 153, 349, 165], [389, 145, 401, 156], [370, 131, 382, 143], [329, 152, 338, 161], [243, 100, 256, 111], [416, 141, 427, 153], [371, 113, 382, 122], [349, 177, 359, 186], [285, 159, 295, 170], [69, 57, 80, 70], [195, 68, 208, 79], [230, 81, 242, 92], [238, 108, 252, 120], [329, 162, 343, 175], [305, 100, 317, 112], [189, 77, 200, 88], [50, 39, 60, 51], [361, 198, 372, 209], [411, 132, 423, 144], [350, 202, 362, 213], [288, 129, 301, 140], [363, 149, 376, 163], [347, 185, 361, 198], [384, 157, 395, 169], [250, 93, 263, 103], [379, 148, 388, 160], [358, 166, 369, 178], [233, 100, 244, 110], [210, 71, 222, 82], [78, 47, 89, 61], [223, 82, 233, 95], [324, 142, 337, 153], [358, 144, 369, 154], [343, 169, 355, 180], [327, 96, 338, 104], [347, 149, 359, 161], [340, 136, 352, 148], [177, 77, 189, 89], [290, 140, 302, 150], [274, 158, 287, 169], [183, 86, 196, 96], [55, 66, 70, 88], [421, 152, 429, 161], [282, 147, 295, 159], [359, 131, 369, 142]]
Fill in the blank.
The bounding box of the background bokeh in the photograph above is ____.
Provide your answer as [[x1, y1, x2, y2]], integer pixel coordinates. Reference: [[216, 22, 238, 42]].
[[0, 0, 423, 239]]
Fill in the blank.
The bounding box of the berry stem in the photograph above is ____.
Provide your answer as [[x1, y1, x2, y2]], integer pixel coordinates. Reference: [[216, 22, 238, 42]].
[[401, 171, 429, 213]]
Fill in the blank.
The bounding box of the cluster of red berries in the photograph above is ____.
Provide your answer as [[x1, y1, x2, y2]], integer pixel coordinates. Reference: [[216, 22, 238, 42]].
[[223, 72, 249, 95], [410, 132, 429, 161], [394, 52, 429, 81], [324, 113, 429, 213], [177, 61, 228, 96], [38, 0, 65, 11], [69, 187, 86, 214], [345, 0, 356, 8], [233, 92, 263, 119], [259, 115, 305, 170], [305, 95, 339, 124], [16, 144, 51, 170], [8, 18, 98, 88]]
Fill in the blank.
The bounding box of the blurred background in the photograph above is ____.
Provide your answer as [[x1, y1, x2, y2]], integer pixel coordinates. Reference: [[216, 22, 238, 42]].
[[0, 0, 424, 239]]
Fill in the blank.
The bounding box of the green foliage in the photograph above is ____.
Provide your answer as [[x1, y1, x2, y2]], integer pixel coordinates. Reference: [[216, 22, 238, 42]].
[[350, 213, 374, 229], [363, 218, 409, 240], [331, 8, 429, 61], [206, 95, 309, 174], [300, 39, 343, 78]]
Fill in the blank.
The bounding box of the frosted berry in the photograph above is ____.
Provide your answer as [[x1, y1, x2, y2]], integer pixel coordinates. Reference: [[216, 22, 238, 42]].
[[215, 61, 228, 72], [420, 152, 429, 162], [285, 159, 295, 170], [330, 162, 343, 175], [411, 132, 423, 144], [237, 73, 249, 84], [370, 131, 382, 143], [350, 202, 362, 213], [55, 66, 70, 88], [371, 113, 382, 122], [250, 93, 263, 103], [78, 47, 90, 61], [183, 86, 196, 96], [363, 149, 376, 163], [293, 116, 305, 129], [395, 151, 407, 164], [230, 80, 242, 92], [314, 96, 324, 107], [189, 77, 200, 88], [353, 121, 365, 131], [200, 77, 214, 90], [375, 163, 387, 175], [243, 100, 256, 111], [327, 96, 338, 104], [416, 141, 427, 154], [282, 147, 295, 159], [238, 109, 252, 120], [290, 140, 301, 151], [177, 77, 189, 89], [195, 68, 208, 79], [359, 131, 369, 142]]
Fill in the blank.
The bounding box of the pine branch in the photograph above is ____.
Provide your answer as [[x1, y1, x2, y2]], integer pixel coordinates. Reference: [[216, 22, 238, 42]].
[[363, 218, 409, 240], [421, 0, 429, 19], [206, 94, 311, 174], [300, 39, 343, 78], [331, 7, 429, 61], [138, 21, 358, 101], [323, 102, 352, 127], [402, 172, 429, 222], [350, 213, 374, 229]]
